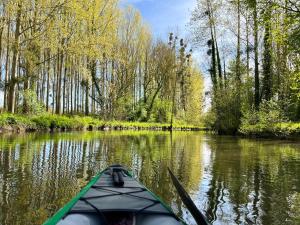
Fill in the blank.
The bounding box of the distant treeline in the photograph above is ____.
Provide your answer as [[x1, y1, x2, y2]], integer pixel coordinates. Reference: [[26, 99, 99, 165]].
[[190, 0, 300, 134], [0, 0, 203, 125]]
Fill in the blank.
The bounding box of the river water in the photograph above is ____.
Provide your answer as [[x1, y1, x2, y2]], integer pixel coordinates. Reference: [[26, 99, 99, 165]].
[[0, 131, 299, 225]]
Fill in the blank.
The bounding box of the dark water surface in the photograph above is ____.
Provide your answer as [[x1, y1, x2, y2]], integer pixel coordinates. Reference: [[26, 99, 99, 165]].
[[0, 131, 299, 225]]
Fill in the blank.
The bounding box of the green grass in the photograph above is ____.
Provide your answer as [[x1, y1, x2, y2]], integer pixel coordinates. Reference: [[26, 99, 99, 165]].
[[274, 122, 300, 136], [239, 122, 300, 137], [0, 113, 204, 132], [0, 113, 36, 130]]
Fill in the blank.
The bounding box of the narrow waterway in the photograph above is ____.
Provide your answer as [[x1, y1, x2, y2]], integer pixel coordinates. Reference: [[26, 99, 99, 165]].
[[0, 131, 299, 225]]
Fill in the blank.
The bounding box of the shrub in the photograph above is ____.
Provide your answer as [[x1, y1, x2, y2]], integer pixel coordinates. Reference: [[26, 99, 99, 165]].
[[20, 90, 45, 115], [275, 122, 300, 136], [240, 98, 287, 135], [203, 110, 217, 130], [208, 88, 241, 134], [0, 113, 36, 129], [150, 99, 171, 123], [32, 114, 87, 129]]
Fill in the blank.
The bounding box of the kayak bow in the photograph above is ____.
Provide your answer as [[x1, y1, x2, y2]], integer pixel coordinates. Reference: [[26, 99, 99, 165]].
[[43, 165, 186, 225]]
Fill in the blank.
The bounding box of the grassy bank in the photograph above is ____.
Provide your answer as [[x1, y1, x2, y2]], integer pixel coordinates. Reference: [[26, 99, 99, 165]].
[[0, 113, 206, 133], [239, 122, 300, 138]]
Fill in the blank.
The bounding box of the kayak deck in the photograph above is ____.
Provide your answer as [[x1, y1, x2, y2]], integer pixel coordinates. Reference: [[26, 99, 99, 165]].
[[45, 165, 184, 225]]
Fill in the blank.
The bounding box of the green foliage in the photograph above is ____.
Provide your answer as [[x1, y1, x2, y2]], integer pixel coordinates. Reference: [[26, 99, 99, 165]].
[[258, 98, 285, 123], [211, 88, 241, 134], [291, 71, 300, 99], [127, 103, 148, 122], [32, 114, 105, 130], [185, 68, 204, 125], [21, 90, 45, 115], [113, 96, 134, 121], [288, 15, 300, 53], [240, 99, 288, 135], [0, 113, 202, 132], [190, 0, 300, 136], [0, 0, 206, 125], [127, 99, 172, 123], [150, 99, 172, 123], [239, 121, 300, 137], [204, 60, 244, 134], [0, 113, 36, 130], [205, 93, 240, 134], [203, 110, 216, 130], [275, 122, 300, 136], [32, 114, 78, 129]]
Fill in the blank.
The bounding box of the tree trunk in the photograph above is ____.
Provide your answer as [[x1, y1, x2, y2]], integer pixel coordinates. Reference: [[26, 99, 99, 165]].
[[208, 0, 221, 88], [46, 50, 50, 112], [146, 85, 162, 121], [0, 24, 4, 82], [63, 57, 67, 114], [139, 61, 142, 101], [52, 57, 56, 114], [41, 54, 46, 102], [85, 81, 89, 115], [262, 6, 272, 101], [90, 59, 103, 109], [76, 68, 80, 113], [246, 13, 250, 78], [236, 0, 241, 84], [70, 61, 74, 114], [206, 0, 217, 88], [7, 4, 21, 113], [3, 18, 10, 110], [215, 43, 222, 88], [253, 0, 260, 110], [143, 52, 148, 104], [92, 83, 95, 114], [55, 50, 63, 114], [223, 59, 226, 83], [210, 36, 217, 88]]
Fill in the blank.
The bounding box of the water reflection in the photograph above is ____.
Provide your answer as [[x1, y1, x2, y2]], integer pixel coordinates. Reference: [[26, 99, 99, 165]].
[[0, 132, 299, 225]]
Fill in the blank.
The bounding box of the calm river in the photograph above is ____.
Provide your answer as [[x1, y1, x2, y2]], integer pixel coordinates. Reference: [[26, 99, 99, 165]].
[[0, 131, 299, 225]]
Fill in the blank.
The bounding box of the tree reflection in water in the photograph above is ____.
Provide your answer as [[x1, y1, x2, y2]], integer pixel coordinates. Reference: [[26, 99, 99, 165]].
[[0, 132, 299, 225]]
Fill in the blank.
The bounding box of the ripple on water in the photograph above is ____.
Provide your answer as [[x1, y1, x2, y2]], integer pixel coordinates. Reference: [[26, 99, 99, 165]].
[[0, 132, 299, 225]]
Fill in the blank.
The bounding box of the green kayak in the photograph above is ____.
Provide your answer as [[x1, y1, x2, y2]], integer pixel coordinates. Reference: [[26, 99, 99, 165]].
[[43, 164, 186, 225]]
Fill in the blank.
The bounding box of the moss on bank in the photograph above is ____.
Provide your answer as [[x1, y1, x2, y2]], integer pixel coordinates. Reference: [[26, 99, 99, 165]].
[[0, 113, 205, 133]]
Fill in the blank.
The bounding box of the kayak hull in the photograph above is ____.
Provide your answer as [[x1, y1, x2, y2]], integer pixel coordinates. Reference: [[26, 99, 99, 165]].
[[44, 165, 185, 225]]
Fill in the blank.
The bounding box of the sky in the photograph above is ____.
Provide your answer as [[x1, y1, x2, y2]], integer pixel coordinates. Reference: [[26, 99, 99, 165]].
[[121, 0, 197, 40]]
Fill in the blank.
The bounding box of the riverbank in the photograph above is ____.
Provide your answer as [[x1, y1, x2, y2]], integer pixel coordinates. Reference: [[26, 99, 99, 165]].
[[0, 113, 206, 133], [1, 113, 298, 138], [239, 122, 300, 138]]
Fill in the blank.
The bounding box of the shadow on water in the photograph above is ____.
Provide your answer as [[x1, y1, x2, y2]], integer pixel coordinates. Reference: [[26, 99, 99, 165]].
[[0, 131, 299, 225], [202, 136, 300, 225]]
